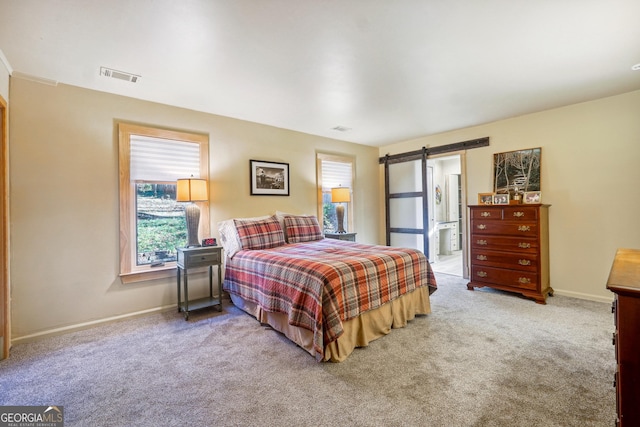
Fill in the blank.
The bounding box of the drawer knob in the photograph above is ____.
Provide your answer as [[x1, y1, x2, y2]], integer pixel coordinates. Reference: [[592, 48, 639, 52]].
[[477, 224, 487, 230], [476, 255, 487, 261], [481, 211, 491, 217], [477, 271, 488, 278], [518, 277, 531, 284], [518, 259, 531, 266], [477, 239, 487, 246], [518, 225, 531, 232], [518, 242, 531, 249], [513, 211, 525, 217]]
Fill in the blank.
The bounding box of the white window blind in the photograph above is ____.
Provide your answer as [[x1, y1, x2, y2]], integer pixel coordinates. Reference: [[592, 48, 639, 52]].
[[321, 160, 352, 192], [130, 135, 200, 181]]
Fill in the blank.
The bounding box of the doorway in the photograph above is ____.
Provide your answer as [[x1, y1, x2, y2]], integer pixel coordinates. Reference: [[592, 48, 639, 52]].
[[381, 137, 488, 280], [383, 151, 465, 278], [427, 154, 464, 277]]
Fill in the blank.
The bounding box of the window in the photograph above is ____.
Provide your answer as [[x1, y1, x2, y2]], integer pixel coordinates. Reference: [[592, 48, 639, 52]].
[[317, 153, 354, 233], [119, 123, 209, 283]]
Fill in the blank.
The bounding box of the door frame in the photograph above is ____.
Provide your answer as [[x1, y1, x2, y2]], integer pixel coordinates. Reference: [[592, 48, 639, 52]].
[[0, 94, 8, 359]]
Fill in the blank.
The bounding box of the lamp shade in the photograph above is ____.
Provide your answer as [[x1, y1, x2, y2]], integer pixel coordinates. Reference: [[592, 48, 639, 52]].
[[331, 187, 351, 203], [176, 178, 208, 202]]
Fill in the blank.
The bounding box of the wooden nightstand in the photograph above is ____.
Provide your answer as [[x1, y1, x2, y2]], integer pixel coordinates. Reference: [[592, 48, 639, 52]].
[[325, 232, 357, 242], [176, 246, 223, 320]]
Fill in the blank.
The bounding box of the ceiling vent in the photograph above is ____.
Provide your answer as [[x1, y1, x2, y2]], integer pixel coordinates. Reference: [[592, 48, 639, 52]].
[[100, 67, 140, 83]]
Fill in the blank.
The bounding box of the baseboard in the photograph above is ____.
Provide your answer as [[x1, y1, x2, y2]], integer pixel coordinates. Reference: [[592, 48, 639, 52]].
[[553, 288, 614, 304], [11, 304, 176, 345]]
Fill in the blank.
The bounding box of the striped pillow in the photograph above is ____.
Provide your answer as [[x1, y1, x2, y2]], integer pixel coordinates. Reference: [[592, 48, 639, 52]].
[[284, 215, 324, 243], [234, 215, 286, 250]]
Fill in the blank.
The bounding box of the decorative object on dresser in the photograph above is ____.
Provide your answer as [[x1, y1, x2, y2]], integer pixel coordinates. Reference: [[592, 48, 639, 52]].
[[325, 232, 356, 242], [331, 186, 351, 233], [492, 193, 510, 205], [467, 204, 552, 304], [176, 245, 223, 320], [524, 191, 542, 204], [177, 177, 208, 247], [478, 193, 493, 205], [606, 248, 640, 427]]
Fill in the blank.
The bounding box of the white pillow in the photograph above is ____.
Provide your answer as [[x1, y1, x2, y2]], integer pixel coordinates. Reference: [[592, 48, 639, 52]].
[[217, 215, 270, 258]]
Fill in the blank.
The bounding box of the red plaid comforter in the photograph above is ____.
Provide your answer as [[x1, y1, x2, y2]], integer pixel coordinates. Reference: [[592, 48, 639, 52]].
[[223, 239, 437, 359]]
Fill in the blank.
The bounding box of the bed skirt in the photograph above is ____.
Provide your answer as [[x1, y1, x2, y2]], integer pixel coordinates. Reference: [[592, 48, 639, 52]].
[[229, 286, 431, 362]]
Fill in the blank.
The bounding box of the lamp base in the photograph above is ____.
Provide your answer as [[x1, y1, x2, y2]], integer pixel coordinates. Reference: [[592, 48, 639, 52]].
[[185, 203, 201, 247], [336, 203, 347, 233]]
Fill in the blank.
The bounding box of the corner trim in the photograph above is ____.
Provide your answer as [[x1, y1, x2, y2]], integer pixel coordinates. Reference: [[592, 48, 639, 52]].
[[0, 49, 12, 75]]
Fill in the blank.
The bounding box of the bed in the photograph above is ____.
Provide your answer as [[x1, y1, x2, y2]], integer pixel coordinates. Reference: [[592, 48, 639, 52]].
[[219, 213, 437, 362]]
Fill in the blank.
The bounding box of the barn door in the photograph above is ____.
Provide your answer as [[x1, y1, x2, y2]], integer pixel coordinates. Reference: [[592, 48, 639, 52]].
[[384, 149, 433, 260]]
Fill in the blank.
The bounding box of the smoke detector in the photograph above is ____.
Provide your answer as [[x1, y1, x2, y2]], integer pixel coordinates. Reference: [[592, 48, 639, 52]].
[[100, 67, 140, 83]]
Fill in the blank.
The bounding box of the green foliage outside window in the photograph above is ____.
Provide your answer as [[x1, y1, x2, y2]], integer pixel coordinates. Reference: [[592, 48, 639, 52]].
[[322, 192, 337, 233], [136, 183, 186, 265]]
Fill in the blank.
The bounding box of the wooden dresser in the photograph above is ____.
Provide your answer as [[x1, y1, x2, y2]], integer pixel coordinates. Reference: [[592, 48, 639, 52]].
[[607, 248, 640, 426], [467, 204, 552, 304]]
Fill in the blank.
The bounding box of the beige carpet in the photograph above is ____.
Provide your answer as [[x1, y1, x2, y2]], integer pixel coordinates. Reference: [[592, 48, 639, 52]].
[[0, 273, 616, 426]]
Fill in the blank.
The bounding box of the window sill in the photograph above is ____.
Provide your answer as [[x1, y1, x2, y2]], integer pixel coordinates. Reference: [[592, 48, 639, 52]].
[[120, 264, 215, 284], [120, 266, 176, 284]]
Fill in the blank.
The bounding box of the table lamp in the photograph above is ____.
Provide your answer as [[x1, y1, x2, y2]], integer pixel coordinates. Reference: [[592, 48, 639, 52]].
[[331, 186, 351, 233], [177, 177, 208, 247]]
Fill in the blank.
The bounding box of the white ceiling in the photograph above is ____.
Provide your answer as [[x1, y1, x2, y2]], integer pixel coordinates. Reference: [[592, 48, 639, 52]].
[[1, 0, 639, 147]]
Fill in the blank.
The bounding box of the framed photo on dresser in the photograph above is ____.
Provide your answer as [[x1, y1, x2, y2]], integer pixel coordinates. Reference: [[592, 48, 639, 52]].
[[524, 191, 541, 204], [478, 193, 494, 205], [493, 194, 510, 205]]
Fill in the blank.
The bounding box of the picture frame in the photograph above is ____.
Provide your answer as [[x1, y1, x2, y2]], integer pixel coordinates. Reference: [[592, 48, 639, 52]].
[[250, 160, 290, 196], [493, 193, 510, 205], [493, 147, 541, 196], [523, 191, 542, 204], [478, 193, 494, 205]]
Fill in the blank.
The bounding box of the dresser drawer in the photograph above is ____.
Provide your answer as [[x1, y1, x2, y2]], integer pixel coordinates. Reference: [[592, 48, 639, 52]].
[[472, 250, 538, 272], [471, 235, 538, 253], [179, 248, 221, 268], [471, 207, 503, 220], [470, 265, 538, 291], [503, 206, 539, 221], [471, 220, 538, 237]]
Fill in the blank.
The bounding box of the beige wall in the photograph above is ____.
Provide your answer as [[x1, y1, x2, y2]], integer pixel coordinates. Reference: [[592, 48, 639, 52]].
[[380, 89, 640, 302], [9, 77, 380, 340]]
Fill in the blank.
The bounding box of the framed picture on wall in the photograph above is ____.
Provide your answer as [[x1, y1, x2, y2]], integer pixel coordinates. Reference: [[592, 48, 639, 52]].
[[250, 159, 290, 196], [493, 147, 541, 195], [478, 193, 494, 205]]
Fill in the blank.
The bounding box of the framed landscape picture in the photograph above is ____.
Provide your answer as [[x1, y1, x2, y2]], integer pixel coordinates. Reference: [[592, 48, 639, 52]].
[[493, 147, 541, 196], [250, 160, 290, 196]]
